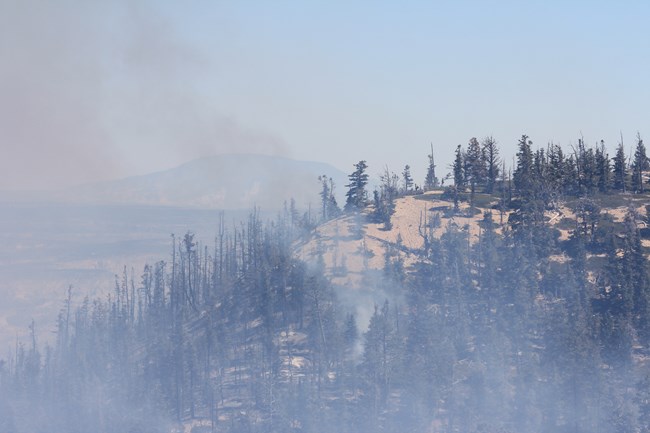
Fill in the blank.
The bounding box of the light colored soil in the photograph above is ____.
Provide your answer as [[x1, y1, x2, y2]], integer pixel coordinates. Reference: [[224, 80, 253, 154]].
[[295, 195, 512, 282], [296, 194, 650, 285]]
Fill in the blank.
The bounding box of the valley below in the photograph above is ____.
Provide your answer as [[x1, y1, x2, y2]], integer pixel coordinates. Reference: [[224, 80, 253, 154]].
[[0, 201, 241, 354]]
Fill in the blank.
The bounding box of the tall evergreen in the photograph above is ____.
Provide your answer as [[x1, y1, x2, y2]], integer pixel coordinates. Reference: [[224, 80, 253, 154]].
[[622, 208, 650, 344], [613, 141, 628, 192], [318, 175, 340, 222], [482, 136, 500, 194], [632, 133, 648, 193], [513, 134, 535, 198], [547, 142, 565, 195], [595, 140, 611, 193], [453, 145, 465, 190], [424, 144, 439, 190], [573, 138, 598, 194], [465, 137, 486, 194], [477, 210, 500, 306], [402, 164, 413, 193], [361, 301, 401, 426], [345, 160, 369, 211], [564, 155, 580, 196], [372, 168, 399, 230]]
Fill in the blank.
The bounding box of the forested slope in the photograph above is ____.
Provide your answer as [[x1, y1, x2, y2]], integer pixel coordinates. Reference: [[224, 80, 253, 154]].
[[3, 135, 650, 433]]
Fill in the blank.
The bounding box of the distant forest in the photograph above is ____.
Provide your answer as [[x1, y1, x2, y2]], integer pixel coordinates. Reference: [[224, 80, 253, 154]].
[[3, 134, 650, 433]]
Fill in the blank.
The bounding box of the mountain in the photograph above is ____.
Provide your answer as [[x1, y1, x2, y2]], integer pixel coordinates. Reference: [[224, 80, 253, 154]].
[[61, 154, 348, 210]]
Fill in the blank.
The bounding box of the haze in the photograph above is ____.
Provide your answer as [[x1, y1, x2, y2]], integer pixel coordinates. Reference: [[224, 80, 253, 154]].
[[1, 1, 649, 190]]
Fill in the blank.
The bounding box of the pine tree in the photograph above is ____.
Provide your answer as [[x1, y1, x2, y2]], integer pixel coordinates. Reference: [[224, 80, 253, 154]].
[[453, 145, 465, 191], [361, 300, 400, 419], [478, 211, 500, 307], [573, 137, 597, 194], [465, 137, 486, 194], [372, 167, 399, 230], [547, 142, 565, 195], [318, 175, 340, 221], [564, 155, 580, 196], [424, 144, 439, 190], [595, 140, 611, 193], [596, 223, 636, 368], [402, 164, 413, 194], [345, 160, 369, 211], [632, 133, 648, 193], [513, 134, 535, 198], [482, 136, 500, 194], [622, 208, 650, 344], [533, 147, 551, 203], [613, 141, 628, 192]]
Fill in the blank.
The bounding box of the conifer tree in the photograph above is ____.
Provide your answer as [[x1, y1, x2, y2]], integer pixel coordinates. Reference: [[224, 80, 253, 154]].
[[613, 141, 628, 192], [402, 164, 413, 194], [453, 145, 465, 191], [547, 143, 565, 195], [595, 140, 611, 193], [482, 136, 500, 194], [564, 155, 580, 196], [362, 300, 399, 418], [345, 160, 369, 211], [318, 175, 340, 221], [632, 133, 648, 193], [513, 134, 535, 198], [372, 167, 399, 229], [573, 137, 598, 194], [622, 208, 650, 344], [478, 211, 500, 306], [465, 137, 486, 194], [424, 144, 439, 190]]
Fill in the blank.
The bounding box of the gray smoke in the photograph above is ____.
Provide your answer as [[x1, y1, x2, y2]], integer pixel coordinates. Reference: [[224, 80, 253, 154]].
[[0, 1, 287, 191]]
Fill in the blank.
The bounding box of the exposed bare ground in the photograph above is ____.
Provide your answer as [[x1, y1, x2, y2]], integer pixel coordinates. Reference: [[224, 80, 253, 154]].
[[296, 193, 650, 286], [295, 193, 512, 285]]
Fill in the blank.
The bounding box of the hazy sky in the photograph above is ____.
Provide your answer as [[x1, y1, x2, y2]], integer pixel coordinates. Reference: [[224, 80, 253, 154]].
[[1, 0, 648, 190]]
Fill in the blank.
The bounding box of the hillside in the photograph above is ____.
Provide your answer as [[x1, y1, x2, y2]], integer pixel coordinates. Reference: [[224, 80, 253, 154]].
[[297, 190, 650, 288]]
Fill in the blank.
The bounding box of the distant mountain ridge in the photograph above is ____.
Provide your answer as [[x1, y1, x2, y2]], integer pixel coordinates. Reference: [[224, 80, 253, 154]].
[[61, 154, 348, 210]]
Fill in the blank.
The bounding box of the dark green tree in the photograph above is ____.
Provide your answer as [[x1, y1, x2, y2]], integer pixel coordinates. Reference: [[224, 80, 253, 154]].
[[573, 138, 597, 194], [513, 134, 535, 198], [318, 175, 340, 222], [453, 145, 465, 191], [477, 210, 500, 307], [402, 164, 414, 194], [631, 133, 648, 193], [345, 160, 369, 211], [622, 209, 650, 344], [547, 142, 566, 195], [361, 301, 401, 427], [595, 140, 611, 193], [372, 167, 399, 230], [612, 141, 628, 192], [424, 143, 439, 190], [465, 137, 486, 194], [482, 136, 500, 194]]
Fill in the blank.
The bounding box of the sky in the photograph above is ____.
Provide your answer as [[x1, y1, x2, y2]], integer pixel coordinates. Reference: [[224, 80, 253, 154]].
[[1, 0, 649, 190]]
